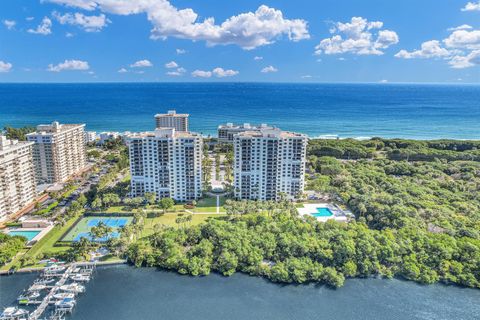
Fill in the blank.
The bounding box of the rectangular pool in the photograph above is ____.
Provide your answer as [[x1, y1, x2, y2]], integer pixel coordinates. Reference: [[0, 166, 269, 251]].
[[8, 230, 41, 241], [312, 207, 333, 217]]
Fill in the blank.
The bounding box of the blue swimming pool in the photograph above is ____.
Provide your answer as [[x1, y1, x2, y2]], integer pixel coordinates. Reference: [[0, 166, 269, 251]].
[[7, 230, 40, 241], [312, 207, 333, 217]]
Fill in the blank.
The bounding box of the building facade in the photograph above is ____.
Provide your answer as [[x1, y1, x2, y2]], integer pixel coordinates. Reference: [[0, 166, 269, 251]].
[[84, 131, 97, 144], [0, 136, 36, 220], [218, 123, 275, 143], [127, 128, 202, 201], [155, 110, 189, 132], [233, 128, 307, 201], [27, 122, 87, 184]]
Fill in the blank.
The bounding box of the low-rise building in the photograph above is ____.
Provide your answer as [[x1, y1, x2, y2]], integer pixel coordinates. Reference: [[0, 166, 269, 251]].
[[99, 131, 120, 144], [127, 128, 202, 201], [218, 123, 275, 143], [233, 127, 307, 201], [27, 122, 87, 184], [84, 131, 97, 143], [0, 136, 36, 221]]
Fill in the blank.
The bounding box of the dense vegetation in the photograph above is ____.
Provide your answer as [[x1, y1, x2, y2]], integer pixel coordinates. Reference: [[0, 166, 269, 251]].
[[3, 126, 36, 141], [308, 138, 480, 161], [125, 138, 480, 289], [0, 233, 27, 266]]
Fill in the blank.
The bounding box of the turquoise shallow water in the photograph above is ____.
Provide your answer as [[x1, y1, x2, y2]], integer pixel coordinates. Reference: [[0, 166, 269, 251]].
[[1, 265, 479, 320], [7, 230, 40, 241], [1, 83, 479, 139]]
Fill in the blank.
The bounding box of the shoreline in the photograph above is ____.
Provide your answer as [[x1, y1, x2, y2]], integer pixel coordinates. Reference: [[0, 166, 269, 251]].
[[0, 259, 127, 276]]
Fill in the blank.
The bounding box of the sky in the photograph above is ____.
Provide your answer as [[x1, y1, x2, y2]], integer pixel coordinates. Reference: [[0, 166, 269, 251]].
[[0, 0, 479, 83]]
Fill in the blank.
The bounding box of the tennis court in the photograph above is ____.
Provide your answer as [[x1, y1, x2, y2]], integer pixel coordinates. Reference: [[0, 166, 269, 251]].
[[62, 216, 133, 242]]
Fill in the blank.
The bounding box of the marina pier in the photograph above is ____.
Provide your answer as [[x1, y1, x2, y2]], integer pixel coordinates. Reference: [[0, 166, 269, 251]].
[[1, 262, 96, 320]]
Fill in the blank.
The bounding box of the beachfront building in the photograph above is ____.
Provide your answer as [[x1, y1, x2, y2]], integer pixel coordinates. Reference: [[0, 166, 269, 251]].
[[218, 123, 275, 143], [27, 122, 87, 184], [155, 110, 189, 132], [127, 128, 202, 201], [84, 131, 97, 144], [0, 136, 36, 220], [233, 128, 307, 201]]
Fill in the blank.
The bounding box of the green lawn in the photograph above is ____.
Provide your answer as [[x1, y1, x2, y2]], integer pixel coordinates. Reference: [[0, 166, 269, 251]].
[[141, 213, 226, 237], [193, 196, 226, 213], [1, 212, 82, 270]]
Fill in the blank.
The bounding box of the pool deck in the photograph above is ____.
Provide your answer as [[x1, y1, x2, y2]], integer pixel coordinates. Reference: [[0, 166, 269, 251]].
[[4, 224, 54, 246], [297, 203, 351, 223]]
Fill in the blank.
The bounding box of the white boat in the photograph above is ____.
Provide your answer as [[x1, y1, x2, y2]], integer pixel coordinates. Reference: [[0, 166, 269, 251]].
[[0, 307, 29, 319], [17, 291, 40, 301], [70, 274, 90, 282], [44, 265, 65, 273], [28, 284, 46, 292], [34, 277, 55, 285], [54, 298, 76, 310], [59, 283, 85, 293], [53, 293, 75, 300]]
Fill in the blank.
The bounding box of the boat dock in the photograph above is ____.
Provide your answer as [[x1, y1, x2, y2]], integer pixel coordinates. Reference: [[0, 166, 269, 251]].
[[1, 261, 96, 320]]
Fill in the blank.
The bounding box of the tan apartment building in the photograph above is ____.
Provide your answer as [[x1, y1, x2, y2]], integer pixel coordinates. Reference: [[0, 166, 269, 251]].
[[0, 136, 36, 220], [27, 122, 87, 184], [154, 110, 189, 132], [127, 127, 203, 201], [233, 128, 308, 201]]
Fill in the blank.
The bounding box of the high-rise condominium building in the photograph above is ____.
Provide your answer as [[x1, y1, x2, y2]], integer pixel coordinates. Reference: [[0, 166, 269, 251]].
[[0, 136, 36, 220], [154, 110, 189, 132], [26, 122, 87, 184], [127, 128, 202, 201], [233, 128, 307, 201], [218, 123, 275, 143]]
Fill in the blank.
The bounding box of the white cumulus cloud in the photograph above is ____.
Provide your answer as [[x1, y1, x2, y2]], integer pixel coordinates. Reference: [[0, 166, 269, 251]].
[[130, 59, 153, 68], [42, 1, 309, 49], [52, 11, 110, 32], [461, 1, 480, 11], [449, 50, 480, 68], [165, 61, 178, 68], [191, 70, 212, 78], [394, 40, 451, 59], [254, 56, 263, 61], [396, 28, 480, 68], [118, 68, 128, 73], [28, 16, 52, 35], [47, 59, 89, 72], [191, 67, 238, 78], [176, 49, 186, 54], [212, 67, 239, 77], [315, 17, 399, 56], [261, 65, 278, 73], [443, 29, 480, 49], [167, 67, 186, 76], [448, 24, 473, 31], [3, 20, 16, 30], [0, 61, 13, 73]]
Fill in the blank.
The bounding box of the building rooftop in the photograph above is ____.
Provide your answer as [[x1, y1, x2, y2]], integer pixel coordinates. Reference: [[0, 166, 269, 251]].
[[26, 122, 85, 136], [218, 123, 274, 130], [126, 128, 201, 139], [236, 128, 308, 139], [0, 135, 34, 153], [154, 110, 189, 118]]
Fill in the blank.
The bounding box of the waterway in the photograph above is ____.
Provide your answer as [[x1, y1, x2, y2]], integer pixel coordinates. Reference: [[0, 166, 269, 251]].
[[1, 265, 479, 319]]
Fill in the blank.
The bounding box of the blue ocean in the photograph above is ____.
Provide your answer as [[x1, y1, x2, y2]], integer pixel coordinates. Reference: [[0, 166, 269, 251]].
[[0, 83, 479, 139]]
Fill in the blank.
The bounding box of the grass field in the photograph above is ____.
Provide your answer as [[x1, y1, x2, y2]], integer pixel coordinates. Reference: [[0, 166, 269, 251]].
[[62, 216, 133, 242], [193, 196, 226, 213], [141, 213, 226, 237]]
